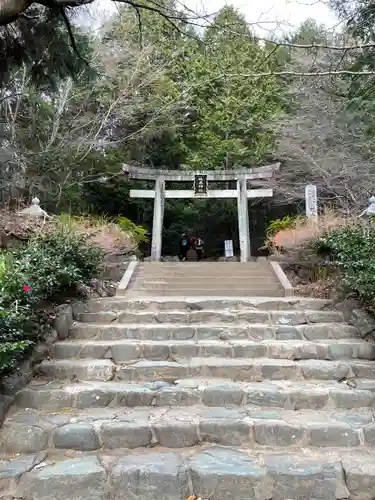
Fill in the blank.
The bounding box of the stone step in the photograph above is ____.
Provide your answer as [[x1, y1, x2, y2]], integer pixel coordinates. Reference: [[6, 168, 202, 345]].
[[140, 268, 245, 273], [139, 279, 279, 288], [16, 379, 375, 411], [140, 280, 278, 286], [34, 357, 375, 382], [82, 297, 331, 313], [51, 339, 375, 362], [2, 446, 375, 500], [142, 262, 269, 267], [130, 261, 284, 295], [140, 273, 277, 279], [135, 286, 282, 293], [141, 263, 273, 270], [139, 268, 276, 283], [76, 308, 344, 325], [129, 288, 285, 297], [3, 407, 375, 455], [69, 322, 359, 342], [136, 285, 282, 293], [142, 266, 271, 271]]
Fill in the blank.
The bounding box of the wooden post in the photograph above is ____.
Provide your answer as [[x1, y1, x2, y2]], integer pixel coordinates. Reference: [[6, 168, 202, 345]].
[[237, 175, 251, 262], [150, 176, 165, 261]]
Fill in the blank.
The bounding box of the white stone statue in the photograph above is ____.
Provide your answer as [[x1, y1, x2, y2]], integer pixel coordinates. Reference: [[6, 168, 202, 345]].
[[359, 196, 375, 218], [18, 197, 50, 222]]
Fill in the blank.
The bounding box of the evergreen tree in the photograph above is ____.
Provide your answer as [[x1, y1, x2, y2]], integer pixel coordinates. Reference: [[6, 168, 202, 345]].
[[183, 7, 285, 169]]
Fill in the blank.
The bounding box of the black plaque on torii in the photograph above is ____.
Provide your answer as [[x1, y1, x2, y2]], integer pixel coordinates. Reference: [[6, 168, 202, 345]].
[[194, 174, 208, 195]]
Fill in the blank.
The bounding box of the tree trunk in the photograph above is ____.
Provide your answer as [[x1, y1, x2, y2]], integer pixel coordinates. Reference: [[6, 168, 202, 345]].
[[0, 0, 32, 25], [0, 0, 95, 25]]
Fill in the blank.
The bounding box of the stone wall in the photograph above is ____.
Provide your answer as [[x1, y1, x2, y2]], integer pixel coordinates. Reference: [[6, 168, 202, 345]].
[[101, 255, 129, 281], [334, 299, 375, 344], [100, 255, 139, 282], [349, 309, 375, 344], [0, 303, 75, 425]]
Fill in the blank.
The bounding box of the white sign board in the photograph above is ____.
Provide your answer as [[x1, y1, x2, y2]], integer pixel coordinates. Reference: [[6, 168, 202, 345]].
[[224, 240, 234, 258], [305, 184, 318, 218]]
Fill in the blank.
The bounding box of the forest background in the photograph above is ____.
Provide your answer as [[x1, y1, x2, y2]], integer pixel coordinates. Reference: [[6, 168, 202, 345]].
[[1, 0, 374, 256]]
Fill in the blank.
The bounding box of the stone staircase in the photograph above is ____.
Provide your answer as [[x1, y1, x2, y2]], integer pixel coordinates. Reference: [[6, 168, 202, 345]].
[[2, 296, 375, 499], [127, 261, 285, 296], [186, 248, 197, 261]]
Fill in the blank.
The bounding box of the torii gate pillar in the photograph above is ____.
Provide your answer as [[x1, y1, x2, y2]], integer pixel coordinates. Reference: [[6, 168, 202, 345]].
[[151, 176, 165, 261], [237, 175, 251, 263]]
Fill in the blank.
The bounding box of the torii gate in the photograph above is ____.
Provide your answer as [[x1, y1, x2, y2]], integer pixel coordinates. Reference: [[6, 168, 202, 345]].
[[123, 164, 280, 262]]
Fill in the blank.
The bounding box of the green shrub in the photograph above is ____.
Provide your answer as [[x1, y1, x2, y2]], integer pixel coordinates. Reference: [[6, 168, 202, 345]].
[[0, 306, 33, 342], [314, 223, 375, 301], [0, 341, 33, 376], [0, 227, 104, 377], [266, 215, 304, 236], [0, 253, 9, 281], [2, 228, 103, 307], [118, 216, 149, 246], [0, 253, 14, 305], [0, 304, 36, 377]]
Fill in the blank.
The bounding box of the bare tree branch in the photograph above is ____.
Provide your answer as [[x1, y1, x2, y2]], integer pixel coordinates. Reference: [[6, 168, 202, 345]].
[[3, 0, 375, 56], [271, 48, 375, 211], [256, 40, 375, 52], [227, 70, 375, 78]]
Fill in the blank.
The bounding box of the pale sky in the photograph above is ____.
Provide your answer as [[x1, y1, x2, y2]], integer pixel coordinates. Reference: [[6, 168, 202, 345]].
[[80, 0, 339, 36]]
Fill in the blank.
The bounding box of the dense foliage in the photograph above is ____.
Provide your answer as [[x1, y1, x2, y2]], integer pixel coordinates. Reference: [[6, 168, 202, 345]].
[[315, 223, 375, 301], [331, 0, 375, 132], [0, 303, 34, 376], [0, 228, 103, 376]]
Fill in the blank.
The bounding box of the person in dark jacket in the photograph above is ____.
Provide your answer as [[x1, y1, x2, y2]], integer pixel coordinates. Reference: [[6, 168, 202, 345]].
[[180, 233, 190, 261], [195, 235, 204, 261]]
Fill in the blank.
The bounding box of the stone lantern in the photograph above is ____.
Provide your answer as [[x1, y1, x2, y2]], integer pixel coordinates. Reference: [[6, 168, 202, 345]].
[[365, 196, 375, 216], [18, 197, 49, 222]]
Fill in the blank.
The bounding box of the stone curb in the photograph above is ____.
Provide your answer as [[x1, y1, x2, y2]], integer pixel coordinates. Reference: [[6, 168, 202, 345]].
[[3, 407, 375, 454], [15, 379, 375, 411], [2, 447, 375, 500], [117, 259, 138, 295], [270, 261, 294, 297]]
